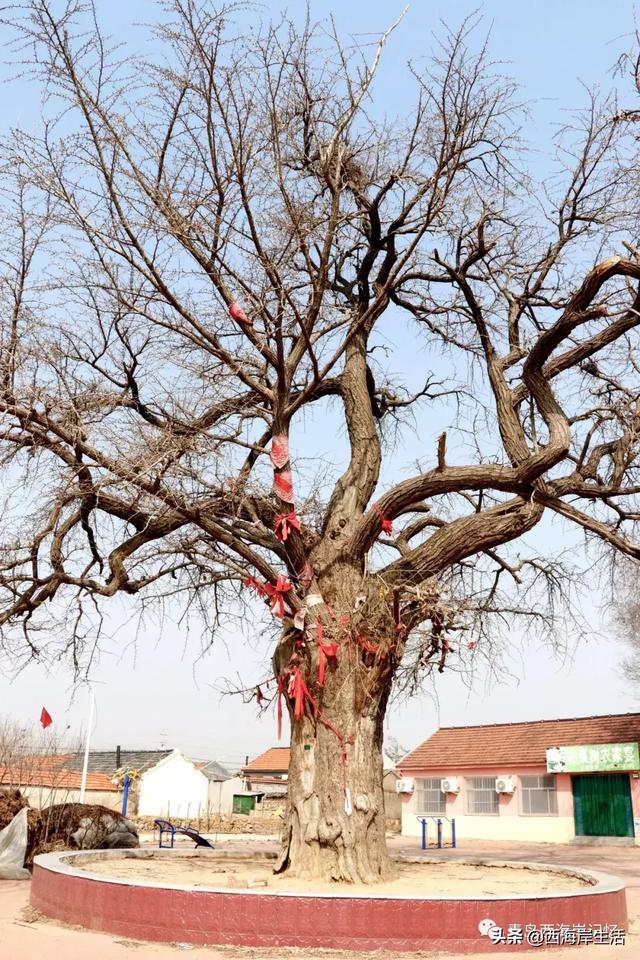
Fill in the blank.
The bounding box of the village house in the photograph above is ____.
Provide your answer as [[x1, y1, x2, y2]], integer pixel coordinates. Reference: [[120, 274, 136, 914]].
[[241, 747, 290, 795], [137, 751, 243, 818], [0, 747, 243, 817], [243, 746, 402, 818], [399, 713, 640, 844], [0, 749, 172, 810]]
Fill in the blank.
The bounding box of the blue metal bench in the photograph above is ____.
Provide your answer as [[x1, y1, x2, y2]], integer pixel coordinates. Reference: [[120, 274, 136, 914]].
[[154, 818, 215, 849]]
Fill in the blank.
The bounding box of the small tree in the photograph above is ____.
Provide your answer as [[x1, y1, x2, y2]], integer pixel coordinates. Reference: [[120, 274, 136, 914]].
[[612, 560, 640, 690], [2, 1, 640, 881]]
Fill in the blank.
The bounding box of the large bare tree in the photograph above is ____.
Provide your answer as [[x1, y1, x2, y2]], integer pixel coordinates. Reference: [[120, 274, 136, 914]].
[[2, 0, 640, 881]]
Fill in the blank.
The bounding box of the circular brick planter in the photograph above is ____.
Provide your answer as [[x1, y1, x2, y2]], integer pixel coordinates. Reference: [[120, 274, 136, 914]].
[[31, 849, 627, 954]]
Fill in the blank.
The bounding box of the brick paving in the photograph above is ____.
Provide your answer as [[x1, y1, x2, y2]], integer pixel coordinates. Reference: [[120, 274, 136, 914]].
[[0, 837, 637, 959]]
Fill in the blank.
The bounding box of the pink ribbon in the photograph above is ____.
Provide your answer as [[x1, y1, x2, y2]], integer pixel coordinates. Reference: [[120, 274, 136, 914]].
[[229, 302, 251, 325], [298, 561, 314, 589], [270, 435, 290, 469], [293, 607, 307, 631], [273, 470, 295, 503]]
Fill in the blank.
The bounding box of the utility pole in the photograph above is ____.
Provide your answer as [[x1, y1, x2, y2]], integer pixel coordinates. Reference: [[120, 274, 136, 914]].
[[79, 683, 95, 803]]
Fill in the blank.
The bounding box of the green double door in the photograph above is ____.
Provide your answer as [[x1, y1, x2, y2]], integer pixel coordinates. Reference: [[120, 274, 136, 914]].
[[572, 774, 634, 838]]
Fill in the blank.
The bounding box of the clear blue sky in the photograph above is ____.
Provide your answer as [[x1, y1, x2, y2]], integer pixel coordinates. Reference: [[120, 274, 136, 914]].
[[1, 0, 638, 769]]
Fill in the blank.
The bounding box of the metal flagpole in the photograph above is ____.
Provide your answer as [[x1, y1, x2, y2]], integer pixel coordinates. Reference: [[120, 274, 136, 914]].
[[79, 682, 95, 803]]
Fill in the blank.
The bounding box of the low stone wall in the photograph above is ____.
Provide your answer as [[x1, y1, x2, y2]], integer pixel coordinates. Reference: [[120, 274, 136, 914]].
[[135, 813, 400, 836], [258, 795, 286, 815], [134, 813, 281, 835]]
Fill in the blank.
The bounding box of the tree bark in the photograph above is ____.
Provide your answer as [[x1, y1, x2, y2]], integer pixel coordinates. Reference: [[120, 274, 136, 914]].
[[277, 692, 392, 883]]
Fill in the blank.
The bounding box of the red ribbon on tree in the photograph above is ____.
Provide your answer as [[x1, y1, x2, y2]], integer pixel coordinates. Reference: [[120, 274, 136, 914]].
[[270, 435, 290, 469], [273, 470, 295, 503], [243, 576, 268, 598], [375, 504, 393, 534], [264, 575, 292, 619], [277, 666, 318, 738], [316, 712, 354, 797], [229, 302, 252, 325], [290, 667, 316, 721], [275, 659, 354, 805], [355, 633, 387, 662], [316, 622, 339, 687], [274, 511, 301, 542]]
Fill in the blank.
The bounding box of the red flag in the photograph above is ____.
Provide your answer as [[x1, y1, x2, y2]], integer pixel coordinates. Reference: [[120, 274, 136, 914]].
[[40, 707, 53, 729]]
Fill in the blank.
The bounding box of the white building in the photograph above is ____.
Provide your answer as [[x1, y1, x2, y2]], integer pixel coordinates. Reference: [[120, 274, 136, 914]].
[[137, 750, 241, 818]]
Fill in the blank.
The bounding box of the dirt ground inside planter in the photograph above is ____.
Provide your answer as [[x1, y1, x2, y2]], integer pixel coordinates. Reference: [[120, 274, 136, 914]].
[[75, 853, 591, 895]]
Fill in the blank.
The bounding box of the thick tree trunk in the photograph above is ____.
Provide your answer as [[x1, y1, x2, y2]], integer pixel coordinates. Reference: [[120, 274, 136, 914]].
[[273, 563, 398, 883], [278, 702, 392, 883]]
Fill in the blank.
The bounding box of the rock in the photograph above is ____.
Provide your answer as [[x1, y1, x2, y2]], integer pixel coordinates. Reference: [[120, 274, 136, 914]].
[[40, 803, 139, 853]]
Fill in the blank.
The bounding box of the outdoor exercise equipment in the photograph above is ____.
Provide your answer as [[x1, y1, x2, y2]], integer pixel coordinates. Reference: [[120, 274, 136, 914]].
[[416, 815, 457, 849]]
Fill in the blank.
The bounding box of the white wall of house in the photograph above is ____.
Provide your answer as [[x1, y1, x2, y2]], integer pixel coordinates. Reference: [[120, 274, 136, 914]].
[[207, 775, 244, 815], [245, 777, 289, 795], [138, 750, 209, 819], [16, 785, 120, 811]]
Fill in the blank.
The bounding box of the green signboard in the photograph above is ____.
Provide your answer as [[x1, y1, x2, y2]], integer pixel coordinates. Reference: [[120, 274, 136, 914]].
[[546, 742, 640, 774]]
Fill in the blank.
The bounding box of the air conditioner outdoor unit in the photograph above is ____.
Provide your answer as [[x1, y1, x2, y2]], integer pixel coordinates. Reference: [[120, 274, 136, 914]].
[[495, 776, 516, 794], [440, 777, 460, 794], [395, 777, 414, 794]]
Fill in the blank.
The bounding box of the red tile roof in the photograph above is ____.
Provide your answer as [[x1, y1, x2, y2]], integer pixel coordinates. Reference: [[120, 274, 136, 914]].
[[242, 747, 290, 773], [0, 766, 118, 792], [401, 713, 640, 771]]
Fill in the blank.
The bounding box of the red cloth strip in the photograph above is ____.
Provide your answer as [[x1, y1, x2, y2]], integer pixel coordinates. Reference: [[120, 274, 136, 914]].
[[243, 576, 267, 598], [273, 470, 295, 503], [229, 302, 251, 324], [316, 622, 339, 687], [264, 575, 292, 619], [374, 504, 393, 534], [317, 624, 338, 687], [270, 435, 290, 469], [274, 511, 301, 542]]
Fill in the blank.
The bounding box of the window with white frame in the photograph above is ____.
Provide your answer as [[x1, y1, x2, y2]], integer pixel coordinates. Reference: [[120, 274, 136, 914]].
[[415, 778, 446, 814], [465, 777, 499, 815], [520, 775, 558, 815]]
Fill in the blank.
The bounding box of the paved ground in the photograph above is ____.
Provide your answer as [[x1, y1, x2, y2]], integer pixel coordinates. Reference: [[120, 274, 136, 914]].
[[0, 837, 637, 959]]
